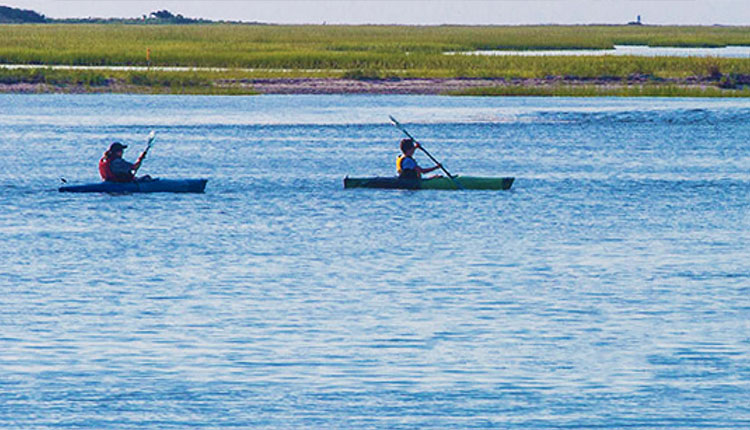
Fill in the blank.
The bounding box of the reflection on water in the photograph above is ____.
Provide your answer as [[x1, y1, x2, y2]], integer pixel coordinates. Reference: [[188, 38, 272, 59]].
[[452, 44, 750, 57]]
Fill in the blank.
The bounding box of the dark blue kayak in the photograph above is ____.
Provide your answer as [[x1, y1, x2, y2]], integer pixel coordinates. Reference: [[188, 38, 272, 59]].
[[59, 178, 208, 193]]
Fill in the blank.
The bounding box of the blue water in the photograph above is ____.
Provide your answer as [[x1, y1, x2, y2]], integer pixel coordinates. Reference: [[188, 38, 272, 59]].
[[1, 94, 750, 429]]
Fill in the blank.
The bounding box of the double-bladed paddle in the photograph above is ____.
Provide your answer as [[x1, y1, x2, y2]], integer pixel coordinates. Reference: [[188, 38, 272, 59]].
[[59, 131, 155, 185], [388, 115, 463, 189], [133, 130, 156, 175]]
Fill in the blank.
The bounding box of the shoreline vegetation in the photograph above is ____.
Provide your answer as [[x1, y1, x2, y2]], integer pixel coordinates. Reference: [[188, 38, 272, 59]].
[[3, 72, 750, 97], [1, 23, 750, 96]]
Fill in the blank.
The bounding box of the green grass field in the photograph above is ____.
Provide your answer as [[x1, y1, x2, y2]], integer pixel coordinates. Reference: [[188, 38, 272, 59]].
[[2, 24, 750, 95]]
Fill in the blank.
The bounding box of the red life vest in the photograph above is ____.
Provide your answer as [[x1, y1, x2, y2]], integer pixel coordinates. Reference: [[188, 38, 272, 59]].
[[100, 155, 137, 182], [99, 155, 117, 181]]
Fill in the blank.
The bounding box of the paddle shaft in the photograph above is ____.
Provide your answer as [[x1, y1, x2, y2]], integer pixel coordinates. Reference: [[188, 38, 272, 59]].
[[133, 131, 156, 175], [388, 116, 463, 188]]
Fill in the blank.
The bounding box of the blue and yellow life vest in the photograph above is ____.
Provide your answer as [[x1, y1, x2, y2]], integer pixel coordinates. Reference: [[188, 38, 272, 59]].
[[397, 155, 419, 179]]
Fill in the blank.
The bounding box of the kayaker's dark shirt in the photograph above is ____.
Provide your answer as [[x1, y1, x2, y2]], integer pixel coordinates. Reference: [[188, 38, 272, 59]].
[[109, 158, 136, 182], [397, 155, 419, 180]]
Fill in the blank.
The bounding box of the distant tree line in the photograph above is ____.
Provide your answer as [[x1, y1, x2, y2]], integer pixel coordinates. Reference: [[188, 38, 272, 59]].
[[0, 5, 250, 24], [148, 9, 195, 23], [0, 5, 45, 23]]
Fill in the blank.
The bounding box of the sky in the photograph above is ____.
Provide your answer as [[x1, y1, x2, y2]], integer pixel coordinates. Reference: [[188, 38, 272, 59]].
[[5, 0, 750, 25]]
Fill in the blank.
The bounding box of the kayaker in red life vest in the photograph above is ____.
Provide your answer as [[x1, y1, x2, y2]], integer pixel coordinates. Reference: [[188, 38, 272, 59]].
[[396, 138, 441, 180], [99, 142, 149, 182]]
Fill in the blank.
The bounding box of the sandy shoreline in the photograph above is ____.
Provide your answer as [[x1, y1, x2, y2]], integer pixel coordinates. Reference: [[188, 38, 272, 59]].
[[0, 75, 745, 95], [0, 77, 524, 94], [240, 76, 736, 95], [234, 78, 509, 94]]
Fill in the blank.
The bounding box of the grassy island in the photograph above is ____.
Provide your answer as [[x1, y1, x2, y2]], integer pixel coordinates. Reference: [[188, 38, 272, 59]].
[[1, 24, 750, 96]]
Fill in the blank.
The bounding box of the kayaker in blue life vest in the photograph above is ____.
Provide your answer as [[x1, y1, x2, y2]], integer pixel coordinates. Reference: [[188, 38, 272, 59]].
[[397, 138, 442, 180], [99, 142, 149, 183]]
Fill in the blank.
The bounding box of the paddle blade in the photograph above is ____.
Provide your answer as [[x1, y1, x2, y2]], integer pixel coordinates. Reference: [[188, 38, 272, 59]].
[[389, 115, 403, 130], [389, 115, 416, 141], [147, 130, 156, 144]]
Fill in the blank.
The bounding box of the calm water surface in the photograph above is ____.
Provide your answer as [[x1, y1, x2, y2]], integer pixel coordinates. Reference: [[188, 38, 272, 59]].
[[1, 94, 750, 429], [454, 44, 750, 57]]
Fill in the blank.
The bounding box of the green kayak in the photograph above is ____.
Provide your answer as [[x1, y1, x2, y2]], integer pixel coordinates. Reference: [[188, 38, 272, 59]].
[[344, 176, 514, 190]]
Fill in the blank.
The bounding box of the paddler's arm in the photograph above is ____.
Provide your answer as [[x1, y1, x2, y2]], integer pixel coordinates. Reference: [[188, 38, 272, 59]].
[[411, 145, 442, 174], [133, 151, 148, 171], [109, 158, 137, 181], [417, 163, 442, 174]]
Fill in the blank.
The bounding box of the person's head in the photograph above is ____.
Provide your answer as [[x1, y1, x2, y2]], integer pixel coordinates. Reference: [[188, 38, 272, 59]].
[[106, 142, 127, 158], [400, 138, 415, 156]]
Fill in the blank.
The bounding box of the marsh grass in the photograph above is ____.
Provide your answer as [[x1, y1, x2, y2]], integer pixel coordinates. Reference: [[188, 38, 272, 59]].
[[0, 68, 259, 94], [0, 67, 110, 86], [2, 24, 750, 95], [1, 24, 750, 78]]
